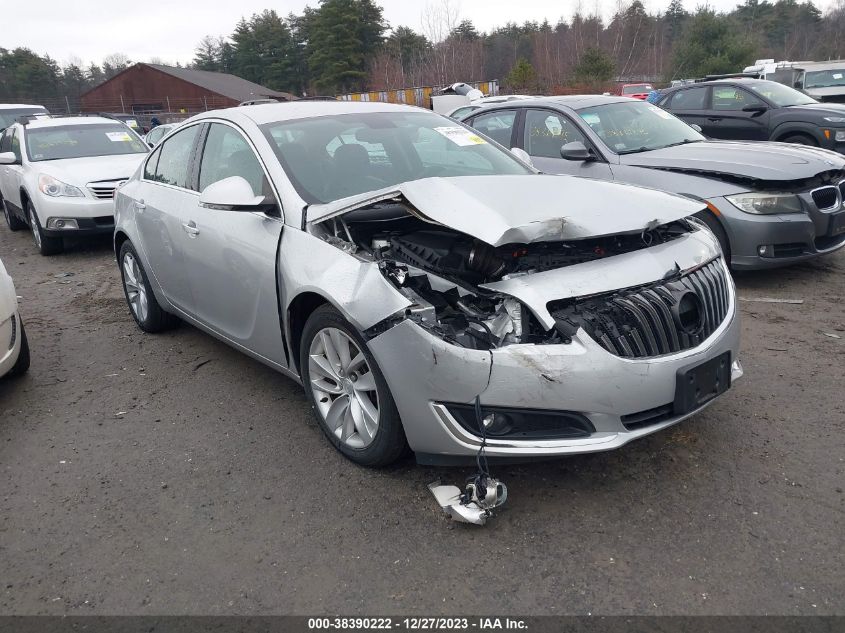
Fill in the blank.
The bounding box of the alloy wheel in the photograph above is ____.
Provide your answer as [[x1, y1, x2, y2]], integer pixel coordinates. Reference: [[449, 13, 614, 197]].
[[308, 327, 380, 448], [122, 252, 149, 322], [29, 212, 41, 249]]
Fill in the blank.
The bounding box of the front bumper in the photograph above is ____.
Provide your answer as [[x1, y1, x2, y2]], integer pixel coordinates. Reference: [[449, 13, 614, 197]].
[[0, 311, 23, 378], [32, 194, 115, 237], [369, 288, 742, 461], [710, 195, 845, 270]]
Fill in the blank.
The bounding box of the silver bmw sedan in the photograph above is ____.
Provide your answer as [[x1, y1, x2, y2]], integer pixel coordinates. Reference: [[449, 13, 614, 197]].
[[114, 101, 742, 466]]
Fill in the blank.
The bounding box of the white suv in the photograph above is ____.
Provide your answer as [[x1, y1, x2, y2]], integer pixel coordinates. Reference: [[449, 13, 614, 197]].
[[0, 116, 148, 255]]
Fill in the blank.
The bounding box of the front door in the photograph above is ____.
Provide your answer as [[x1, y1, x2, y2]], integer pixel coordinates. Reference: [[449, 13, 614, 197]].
[[520, 108, 615, 179], [705, 86, 770, 141], [180, 122, 286, 366]]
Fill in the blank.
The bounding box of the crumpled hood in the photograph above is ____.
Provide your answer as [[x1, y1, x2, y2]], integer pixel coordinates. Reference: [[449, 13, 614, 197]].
[[621, 140, 845, 181], [36, 153, 147, 186], [307, 175, 703, 246]]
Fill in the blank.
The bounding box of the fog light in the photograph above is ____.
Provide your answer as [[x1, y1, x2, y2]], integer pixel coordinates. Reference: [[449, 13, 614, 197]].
[[758, 245, 771, 257], [46, 218, 79, 230], [482, 412, 512, 435]]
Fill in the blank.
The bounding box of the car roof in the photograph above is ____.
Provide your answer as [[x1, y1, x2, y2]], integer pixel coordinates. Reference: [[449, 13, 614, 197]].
[[22, 116, 121, 129], [0, 104, 46, 110], [666, 78, 777, 90], [202, 100, 428, 126], [470, 94, 640, 111]]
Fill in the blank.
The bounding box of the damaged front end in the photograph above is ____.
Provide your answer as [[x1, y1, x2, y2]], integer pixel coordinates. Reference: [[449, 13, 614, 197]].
[[310, 194, 701, 352]]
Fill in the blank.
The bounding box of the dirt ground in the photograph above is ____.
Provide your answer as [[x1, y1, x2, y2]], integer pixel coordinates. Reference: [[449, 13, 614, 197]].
[[0, 224, 843, 616]]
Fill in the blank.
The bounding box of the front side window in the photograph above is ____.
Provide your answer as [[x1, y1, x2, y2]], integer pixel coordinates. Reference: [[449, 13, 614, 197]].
[[711, 87, 765, 111], [25, 124, 148, 162], [10, 129, 21, 162], [262, 111, 531, 204], [576, 100, 704, 154], [144, 145, 162, 181], [524, 110, 586, 158], [0, 128, 12, 153], [151, 124, 200, 189], [198, 123, 270, 198]]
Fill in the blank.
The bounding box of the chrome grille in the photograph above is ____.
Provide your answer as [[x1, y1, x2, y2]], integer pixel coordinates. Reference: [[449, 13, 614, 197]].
[[549, 259, 731, 359], [811, 186, 839, 210], [87, 180, 126, 200]]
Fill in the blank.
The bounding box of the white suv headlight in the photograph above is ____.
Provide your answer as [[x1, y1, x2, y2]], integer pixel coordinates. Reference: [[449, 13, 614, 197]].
[[725, 192, 803, 215], [38, 174, 84, 198]]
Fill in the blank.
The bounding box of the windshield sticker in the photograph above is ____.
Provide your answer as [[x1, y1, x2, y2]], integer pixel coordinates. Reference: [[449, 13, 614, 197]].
[[614, 143, 627, 151], [106, 131, 133, 142], [580, 113, 601, 125], [648, 105, 672, 119], [434, 126, 487, 146], [834, 73, 843, 80]]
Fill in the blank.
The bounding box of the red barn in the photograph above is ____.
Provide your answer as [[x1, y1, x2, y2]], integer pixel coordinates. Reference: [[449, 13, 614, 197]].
[[80, 63, 295, 116]]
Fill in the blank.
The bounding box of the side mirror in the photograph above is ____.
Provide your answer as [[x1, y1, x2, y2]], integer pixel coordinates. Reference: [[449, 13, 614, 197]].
[[742, 103, 768, 115], [0, 151, 19, 165], [690, 124, 703, 133], [560, 141, 592, 161], [199, 176, 265, 211], [509, 147, 533, 167]]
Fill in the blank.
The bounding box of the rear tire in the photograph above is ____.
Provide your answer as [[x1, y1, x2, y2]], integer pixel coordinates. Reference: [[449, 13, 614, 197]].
[[781, 134, 818, 147], [2, 197, 26, 231], [26, 201, 63, 256], [118, 241, 179, 333], [7, 318, 30, 377], [299, 304, 408, 467]]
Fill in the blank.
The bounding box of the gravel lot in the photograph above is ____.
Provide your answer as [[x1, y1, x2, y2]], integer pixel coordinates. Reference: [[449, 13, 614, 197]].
[[0, 224, 843, 616]]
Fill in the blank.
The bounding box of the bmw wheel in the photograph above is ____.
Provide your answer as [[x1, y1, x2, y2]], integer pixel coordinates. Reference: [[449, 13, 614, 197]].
[[300, 305, 407, 466]]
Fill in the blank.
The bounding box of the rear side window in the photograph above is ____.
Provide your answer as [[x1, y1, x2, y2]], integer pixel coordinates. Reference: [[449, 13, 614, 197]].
[[198, 123, 271, 198], [152, 125, 200, 189], [667, 87, 708, 110], [471, 110, 517, 147]]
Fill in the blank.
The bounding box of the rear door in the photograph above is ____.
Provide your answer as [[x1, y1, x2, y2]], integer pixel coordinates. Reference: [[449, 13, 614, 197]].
[[705, 86, 770, 140], [519, 108, 614, 179], [179, 121, 286, 365], [133, 122, 203, 313], [662, 86, 711, 133]]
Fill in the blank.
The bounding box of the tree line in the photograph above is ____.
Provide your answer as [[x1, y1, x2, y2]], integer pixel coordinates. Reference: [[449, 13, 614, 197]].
[[2, 0, 845, 104]]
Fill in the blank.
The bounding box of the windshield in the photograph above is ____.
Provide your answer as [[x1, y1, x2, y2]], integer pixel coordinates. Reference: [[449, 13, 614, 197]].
[[0, 107, 47, 130], [26, 124, 148, 162], [747, 81, 816, 106], [622, 84, 652, 94], [261, 111, 532, 204], [804, 69, 845, 89], [576, 100, 704, 154]]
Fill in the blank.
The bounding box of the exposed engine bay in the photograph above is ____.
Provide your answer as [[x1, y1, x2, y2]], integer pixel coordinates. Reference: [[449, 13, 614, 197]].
[[314, 200, 700, 350]]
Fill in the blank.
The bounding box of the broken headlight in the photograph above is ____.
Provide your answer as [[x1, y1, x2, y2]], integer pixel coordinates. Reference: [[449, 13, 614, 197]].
[[725, 192, 802, 215]]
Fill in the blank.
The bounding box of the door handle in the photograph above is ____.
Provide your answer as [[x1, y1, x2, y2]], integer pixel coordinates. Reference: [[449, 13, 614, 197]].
[[707, 117, 722, 122], [134, 199, 146, 212], [182, 220, 200, 237]]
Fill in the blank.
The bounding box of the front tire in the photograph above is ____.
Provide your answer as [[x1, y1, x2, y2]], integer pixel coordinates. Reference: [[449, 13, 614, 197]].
[[26, 201, 63, 255], [781, 134, 818, 147], [6, 318, 30, 377], [2, 197, 26, 231], [118, 241, 179, 332], [300, 305, 407, 466]]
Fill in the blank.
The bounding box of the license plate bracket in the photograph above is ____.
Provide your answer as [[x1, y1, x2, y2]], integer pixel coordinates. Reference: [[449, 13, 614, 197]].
[[674, 352, 731, 415]]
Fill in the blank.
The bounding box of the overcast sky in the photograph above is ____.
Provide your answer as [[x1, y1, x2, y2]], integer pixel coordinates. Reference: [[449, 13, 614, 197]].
[[5, 0, 838, 68]]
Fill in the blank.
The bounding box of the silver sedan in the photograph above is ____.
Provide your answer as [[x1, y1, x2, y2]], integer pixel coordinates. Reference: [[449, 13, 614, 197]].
[[114, 101, 742, 466]]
